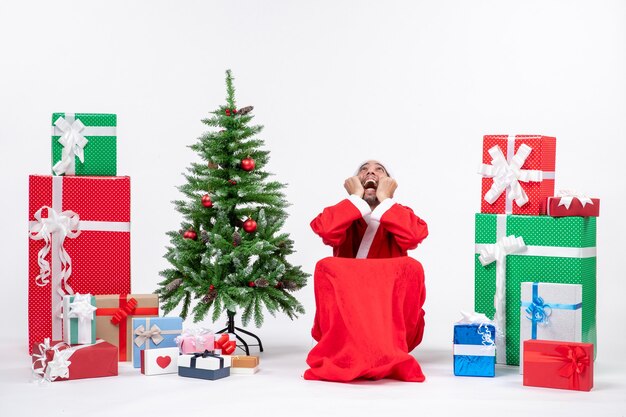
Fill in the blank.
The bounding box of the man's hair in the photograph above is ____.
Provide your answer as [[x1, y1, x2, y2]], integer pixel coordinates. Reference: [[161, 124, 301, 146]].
[[355, 160, 392, 177]]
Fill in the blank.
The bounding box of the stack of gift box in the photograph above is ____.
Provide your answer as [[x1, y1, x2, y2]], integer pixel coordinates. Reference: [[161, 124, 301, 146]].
[[453, 134, 598, 392], [28, 112, 260, 382]]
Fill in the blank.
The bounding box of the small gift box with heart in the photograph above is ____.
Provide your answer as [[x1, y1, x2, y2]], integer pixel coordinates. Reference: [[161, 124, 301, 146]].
[[545, 190, 600, 217], [178, 351, 231, 381], [51, 112, 117, 176], [523, 339, 593, 391], [140, 347, 179, 376], [519, 282, 582, 373], [175, 327, 215, 354], [453, 312, 496, 377], [31, 339, 118, 382], [131, 317, 183, 368], [62, 293, 97, 345]]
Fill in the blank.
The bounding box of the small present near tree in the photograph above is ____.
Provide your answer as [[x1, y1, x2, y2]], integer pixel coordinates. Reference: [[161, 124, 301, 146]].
[[156, 70, 308, 334]]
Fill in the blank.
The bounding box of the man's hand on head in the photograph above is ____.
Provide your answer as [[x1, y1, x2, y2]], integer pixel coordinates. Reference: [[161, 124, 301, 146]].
[[344, 176, 365, 198], [376, 177, 397, 202]]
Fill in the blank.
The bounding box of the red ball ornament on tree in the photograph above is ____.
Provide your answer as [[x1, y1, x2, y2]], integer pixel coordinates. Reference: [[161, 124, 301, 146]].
[[248, 281, 256, 287], [201, 194, 213, 208], [243, 218, 257, 233], [228, 179, 237, 185], [209, 284, 214, 290], [240, 157, 255, 172], [183, 229, 197, 240], [225, 109, 231, 116]]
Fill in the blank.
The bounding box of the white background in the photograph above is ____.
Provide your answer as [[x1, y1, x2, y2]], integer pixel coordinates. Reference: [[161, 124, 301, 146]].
[[1, 1, 625, 415]]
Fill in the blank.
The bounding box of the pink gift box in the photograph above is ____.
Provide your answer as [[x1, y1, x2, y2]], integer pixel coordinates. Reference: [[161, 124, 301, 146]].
[[176, 329, 215, 354]]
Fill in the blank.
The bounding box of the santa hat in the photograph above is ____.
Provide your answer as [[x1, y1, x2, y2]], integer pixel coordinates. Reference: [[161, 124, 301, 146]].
[[354, 160, 393, 178]]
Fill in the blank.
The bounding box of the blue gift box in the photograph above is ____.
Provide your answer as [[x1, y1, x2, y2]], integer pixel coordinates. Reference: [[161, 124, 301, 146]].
[[178, 351, 230, 381], [453, 323, 496, 377], [132, 317, 183, 368]]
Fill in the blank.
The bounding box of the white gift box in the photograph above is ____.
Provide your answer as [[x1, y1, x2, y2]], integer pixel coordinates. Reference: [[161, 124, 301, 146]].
[[519, 282, 582, 373], [140, 347, 179, 375]]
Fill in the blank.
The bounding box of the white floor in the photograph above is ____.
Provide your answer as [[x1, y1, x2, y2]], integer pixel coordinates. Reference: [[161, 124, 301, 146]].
[[1, 337, 625, 417]]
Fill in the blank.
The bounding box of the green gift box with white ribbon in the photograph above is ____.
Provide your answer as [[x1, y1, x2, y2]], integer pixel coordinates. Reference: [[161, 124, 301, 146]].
[[51, 113, 117, 176], [62, 293, 97, 345], [474, 213, 596, 366]]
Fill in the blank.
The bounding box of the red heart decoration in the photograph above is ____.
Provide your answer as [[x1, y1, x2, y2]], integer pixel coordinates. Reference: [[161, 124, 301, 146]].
[[156, 356, 172, 369]]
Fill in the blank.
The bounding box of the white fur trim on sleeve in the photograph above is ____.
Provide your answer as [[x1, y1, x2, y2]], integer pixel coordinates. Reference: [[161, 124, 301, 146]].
[[348, 195, 371, 217], [370, 198, 395, 222]]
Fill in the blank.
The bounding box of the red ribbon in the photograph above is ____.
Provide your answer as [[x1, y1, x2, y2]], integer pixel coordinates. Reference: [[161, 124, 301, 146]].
[[96, 295, 158, 361], [527, 344, 590, 390], [215, 334, 236, 355], [554, 345, 590, 389], [111, 297, 138, 325]]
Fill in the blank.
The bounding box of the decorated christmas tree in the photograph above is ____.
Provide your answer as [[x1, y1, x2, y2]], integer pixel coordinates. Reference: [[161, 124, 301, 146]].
[[157, 70, 308, 329]]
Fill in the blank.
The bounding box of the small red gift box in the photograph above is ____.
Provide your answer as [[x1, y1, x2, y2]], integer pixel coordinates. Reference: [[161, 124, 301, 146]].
[[28, 175, 131, 354], [479, 135, 556, 215], [545, 193, 600, 217], [523, 339, 593, 391], [32, 339, 118, 382]]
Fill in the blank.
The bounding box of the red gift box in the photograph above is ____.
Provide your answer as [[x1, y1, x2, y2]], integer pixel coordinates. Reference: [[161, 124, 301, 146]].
[[545, 195, 600, 217], [479, 135, 556, 215], [32, 339, 118, 382], [28, 175, 131, 353], [523, 339, 593, 391]]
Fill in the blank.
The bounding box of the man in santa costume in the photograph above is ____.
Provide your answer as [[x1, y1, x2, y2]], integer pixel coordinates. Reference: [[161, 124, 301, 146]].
[[305, 160, 429, 382], [311, 160, 428, 258]]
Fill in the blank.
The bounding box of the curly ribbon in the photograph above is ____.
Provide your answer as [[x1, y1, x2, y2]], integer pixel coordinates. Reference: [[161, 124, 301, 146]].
[[110, 297, 138, 325], [556, 189, 594, 210], [52, 115, 89, 176], [65, 293, 97, 344], [214, 333, 237, 355], [134, 324, 165, 347], [477, 232, 527, 363], [525, 344, 590, 390], [32, 339, 103, 383], [28, 176, 131, 340], [522, 282, 582, 340], [29, 205, 80, 299]]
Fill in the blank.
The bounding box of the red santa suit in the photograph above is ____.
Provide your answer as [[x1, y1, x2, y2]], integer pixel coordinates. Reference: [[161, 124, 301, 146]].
[[305, 195, 429, 382], [310, 195, 428, 258]]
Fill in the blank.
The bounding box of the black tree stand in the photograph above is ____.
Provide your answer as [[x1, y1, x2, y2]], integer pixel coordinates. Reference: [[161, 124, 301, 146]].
[[216, 310, 264, 356]]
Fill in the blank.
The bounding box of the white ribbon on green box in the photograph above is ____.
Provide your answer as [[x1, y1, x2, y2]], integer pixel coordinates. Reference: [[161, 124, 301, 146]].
[[475, 213, 596, 364], [63, 293, 97, 345]]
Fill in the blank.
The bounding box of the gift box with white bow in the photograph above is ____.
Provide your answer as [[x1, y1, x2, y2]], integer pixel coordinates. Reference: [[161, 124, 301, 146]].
[[51, 113, 117, 176], [62, 293, 97, 345], [519, 282, 582, 373], [175, 327, 215, 354], [132, 317, 183, 368], [141, 347, 179, 376], [28, 175, 131, 354], [545, 191, 600, 217], [31, 339, 118, 382], [478, 135, 556, 215], [474, 213, 596, 366]]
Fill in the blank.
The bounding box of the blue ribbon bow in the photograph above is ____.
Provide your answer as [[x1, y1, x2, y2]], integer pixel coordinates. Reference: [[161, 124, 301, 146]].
[[521, 282, 582, 339]]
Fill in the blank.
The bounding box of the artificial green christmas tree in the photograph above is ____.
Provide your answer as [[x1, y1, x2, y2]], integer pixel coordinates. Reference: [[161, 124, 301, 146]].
[[157, 70, 308, 343]]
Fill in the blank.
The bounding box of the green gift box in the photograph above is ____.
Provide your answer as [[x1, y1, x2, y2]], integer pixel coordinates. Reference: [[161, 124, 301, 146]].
[[51, 113, 117, 176], [474, 213, 596, 366]]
